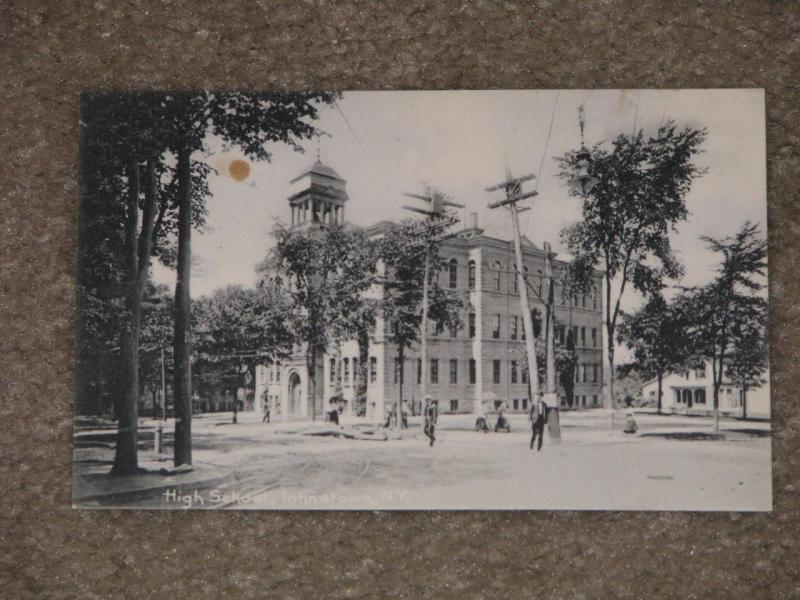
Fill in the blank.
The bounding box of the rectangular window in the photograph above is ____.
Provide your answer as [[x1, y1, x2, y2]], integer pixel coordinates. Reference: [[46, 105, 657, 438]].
[[593, 291, 597, 310], [581, 294, 586, 308], [522, 366, 528, 384], [580, 327, 586, 347], [450, 399, 458, 412], [511, 360, 518, 384], [573, 326, 579, 346], [575, 364, 580, 384], [695, 364, 706, 379], [352, 357, 358, 383], [468, 261, 476, 290], [510, 316, 518, 340], [449, 359, 458, 384], [430, 359, 439, 384], [469, 313, 476, 338], [493, 314, 501, 339], [513, 399, 519, 410], [370, 357, 377, 383], [276, 366, 280, 383], [344, 358, 350, 384], [493, 360, 501, 384], [591, 328, 597, 347], [522, 398, 528, 411], [469, 359, 476, 384], [270, 367, 274, 383], [582, 364, 588, 384], [449, 323, 458, 338], [592, 364, 598, 383], [557, 325, 565, 345], [417, 358, 422, 385], [330, 359, 336, 383], [593, 395, 598, 406]]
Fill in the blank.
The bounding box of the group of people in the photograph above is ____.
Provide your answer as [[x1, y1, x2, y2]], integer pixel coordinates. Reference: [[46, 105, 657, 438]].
[[422, 396, 547, 451]]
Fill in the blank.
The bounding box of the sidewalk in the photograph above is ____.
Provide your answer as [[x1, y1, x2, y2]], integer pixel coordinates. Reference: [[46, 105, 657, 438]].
[[72, 453, 236, 508]]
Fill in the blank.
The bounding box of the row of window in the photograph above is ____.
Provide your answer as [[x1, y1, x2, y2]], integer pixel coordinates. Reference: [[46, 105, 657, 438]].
[[575, 364, 601, 384], [329, 357, 379, 386], [274, 355, 598, 388], [563, 395, 599, 407], [410, 313, 600, 347], [393, 358, 485, 385], [325, 356, 602, 387], [443, 259, 598, 310]]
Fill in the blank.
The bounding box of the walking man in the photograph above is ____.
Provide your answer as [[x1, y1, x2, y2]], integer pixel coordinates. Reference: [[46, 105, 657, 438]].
[[529, 397, 546, 451], [262, 400, 271, 424], [423, 397, 438, 447]]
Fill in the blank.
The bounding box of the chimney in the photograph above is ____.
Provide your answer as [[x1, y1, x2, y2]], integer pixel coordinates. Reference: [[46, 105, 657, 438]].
[[468, 212, 478, 229]]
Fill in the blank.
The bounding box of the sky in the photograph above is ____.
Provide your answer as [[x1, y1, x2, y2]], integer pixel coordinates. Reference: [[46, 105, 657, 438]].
[[152, 89, 767, 317]]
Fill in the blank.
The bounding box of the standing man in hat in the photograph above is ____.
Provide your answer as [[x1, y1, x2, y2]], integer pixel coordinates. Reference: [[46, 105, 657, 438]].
[[423, 397, 438, 447], [529, 397, 547, 451]]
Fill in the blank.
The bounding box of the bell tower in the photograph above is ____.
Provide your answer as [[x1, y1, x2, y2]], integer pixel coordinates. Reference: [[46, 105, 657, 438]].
[[288, 156, 348, 228]]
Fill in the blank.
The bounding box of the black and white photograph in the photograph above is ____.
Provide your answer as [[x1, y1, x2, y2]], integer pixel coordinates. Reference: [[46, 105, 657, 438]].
[[73, 89, 770, 511]]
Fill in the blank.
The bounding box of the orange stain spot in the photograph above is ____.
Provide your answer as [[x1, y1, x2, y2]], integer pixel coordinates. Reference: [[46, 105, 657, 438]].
[[228, 159, 250, 181]]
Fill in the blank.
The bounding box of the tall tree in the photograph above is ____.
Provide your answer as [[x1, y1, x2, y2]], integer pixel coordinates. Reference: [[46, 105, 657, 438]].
[[160, 91, 337, 465], [81, 92, 335, 470], [80, 94, 207, 474], [262, 223, 377, 421], [557, 120, 706, 409], [379, 221, 467, 423], [679, 221, 768, 430], [617, 293, 693, 415]]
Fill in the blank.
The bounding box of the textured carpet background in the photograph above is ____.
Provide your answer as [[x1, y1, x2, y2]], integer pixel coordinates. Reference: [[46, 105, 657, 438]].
[[1, 1, 799, 598]]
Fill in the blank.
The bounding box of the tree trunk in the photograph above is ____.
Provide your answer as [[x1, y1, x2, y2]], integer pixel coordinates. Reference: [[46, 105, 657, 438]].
[[656, 372, 662, 415], [742, 384, 748, 420], [711, 354, 721, 433], [307, 349, 317, 421], [607, 341, 615, 410], [397, 344, 404, 429], [112, 160, 142, 475], [173, 145, 193, 467], [356, 329, 369, 416]]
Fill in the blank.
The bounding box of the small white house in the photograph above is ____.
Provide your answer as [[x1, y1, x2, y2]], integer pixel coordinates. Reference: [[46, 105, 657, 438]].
[[640, 359, 770, 419]]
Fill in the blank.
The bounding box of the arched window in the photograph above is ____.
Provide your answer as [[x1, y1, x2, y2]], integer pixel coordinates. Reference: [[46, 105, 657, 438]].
[[468, 261, 476, 290], [494, 261, 502, 291], [449, 258, 458, 289]]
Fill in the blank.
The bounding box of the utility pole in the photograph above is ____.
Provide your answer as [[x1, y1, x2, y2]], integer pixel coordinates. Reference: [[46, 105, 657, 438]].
[[403, 187, 463, 430], [486, 173, 541, 411]]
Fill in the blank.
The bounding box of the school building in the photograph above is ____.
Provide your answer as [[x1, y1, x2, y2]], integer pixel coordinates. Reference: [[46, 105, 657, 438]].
[[255, 159, 605, 421]]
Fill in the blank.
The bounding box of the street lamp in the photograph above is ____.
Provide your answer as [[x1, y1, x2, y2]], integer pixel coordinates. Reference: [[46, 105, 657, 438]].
[[570, 106, 599, 196]]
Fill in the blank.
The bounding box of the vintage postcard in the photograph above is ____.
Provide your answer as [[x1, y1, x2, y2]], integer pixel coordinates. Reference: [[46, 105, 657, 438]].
[[73, 89, 770, 510]]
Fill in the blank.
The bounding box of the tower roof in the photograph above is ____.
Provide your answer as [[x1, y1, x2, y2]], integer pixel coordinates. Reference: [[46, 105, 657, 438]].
[[290, 159, 344, 184]]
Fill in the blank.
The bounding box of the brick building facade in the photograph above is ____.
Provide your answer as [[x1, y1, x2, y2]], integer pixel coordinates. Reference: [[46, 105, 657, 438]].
[[256, 160, 605, 421]]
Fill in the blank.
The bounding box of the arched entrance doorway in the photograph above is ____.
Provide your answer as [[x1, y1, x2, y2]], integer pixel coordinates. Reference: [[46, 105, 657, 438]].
[[289, 372, 302, 415]]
